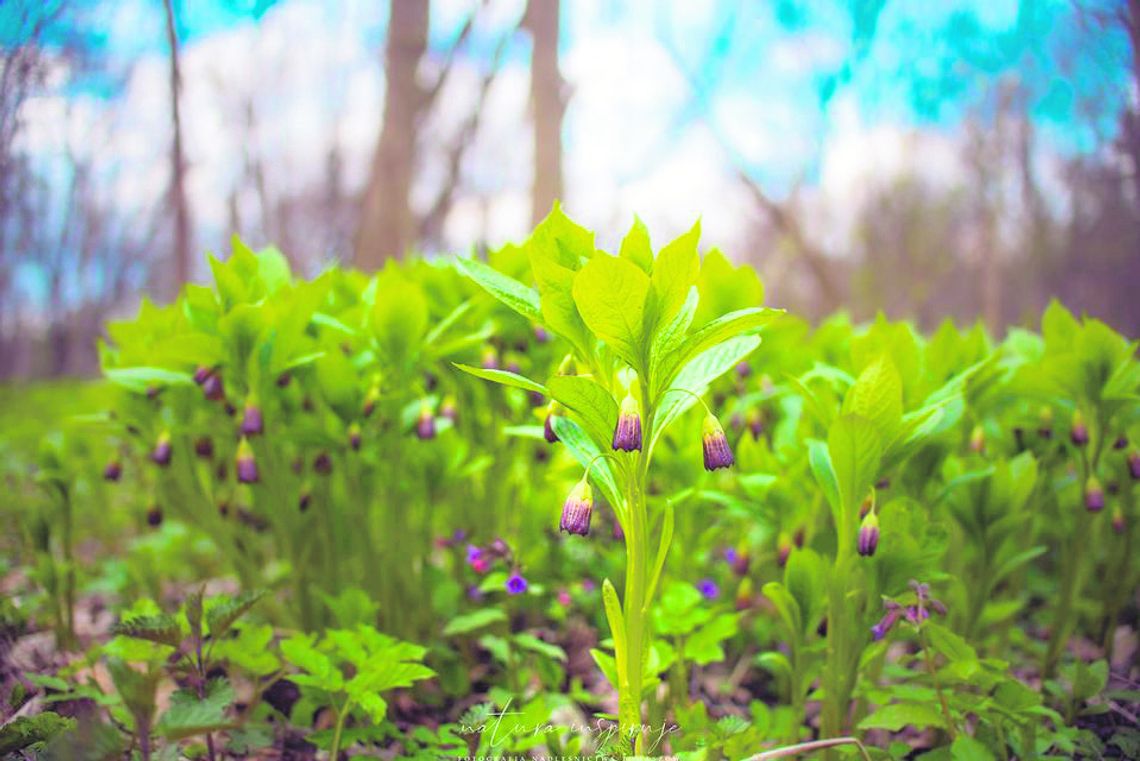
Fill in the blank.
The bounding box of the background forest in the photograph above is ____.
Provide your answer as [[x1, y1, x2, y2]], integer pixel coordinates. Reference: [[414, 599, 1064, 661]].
[[1, 0, 1139, 379]]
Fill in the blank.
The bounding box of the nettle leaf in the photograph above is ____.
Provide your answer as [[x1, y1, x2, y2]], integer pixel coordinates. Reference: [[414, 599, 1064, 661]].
[[842, 355, 903, 446], [646, 221, 700, 336], [547, 375, 619, 450], [453, 364, 547, 395], [828, 415, 883, 514], [0, 713, 75, 755], [113, 614, 185, 649], [572, 254, 651, 371], [156, 680, 235, 740], [455, 257, 542, 324], [205, 590, 265, 639], [619, 216, 653, 273], [442, 608, 507, 637], [857, 702, 947, 731]]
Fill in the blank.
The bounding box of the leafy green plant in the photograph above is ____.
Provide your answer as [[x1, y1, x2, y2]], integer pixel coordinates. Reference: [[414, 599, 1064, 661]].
[[279, 624, 434, 758], [459, 206, 780, 751]]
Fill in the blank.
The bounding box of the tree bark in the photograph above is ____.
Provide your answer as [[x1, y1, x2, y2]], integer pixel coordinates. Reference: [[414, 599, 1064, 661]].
[[355, 0, 428, 268], [163, 0, 191, 296], [526, 0, 564, 225]]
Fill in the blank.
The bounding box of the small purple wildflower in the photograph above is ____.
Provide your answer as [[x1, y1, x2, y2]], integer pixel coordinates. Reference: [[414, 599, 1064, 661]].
[[870, 601, 902, 641], [506, 572, 528, 595], [696, 578, 720, 600]]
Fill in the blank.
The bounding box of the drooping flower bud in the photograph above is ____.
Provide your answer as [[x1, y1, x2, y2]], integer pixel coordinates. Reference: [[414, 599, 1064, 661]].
[[313, 451, 333, 476], [193, 365, 212, 385], [559, 479, 594, 536], [735, 361, 752, 380], [612, 393, 643, 452], [1037, 406, 1054, 439], [793, 527, 806, 548], [857, 512, 880, 557], [969, 424, 985, 454], [1111, 506, 1125, 534], [746, 408, 764, 441], [362, 384, 380, 418], [506, 572, 528, 595], [194, 436, 214, 459], [416, 399, 436, 440], [870, 601, 902, 641], [1084, 475, 1105, 512], [543, 401, 560, 444], [696, 578, 720, 601], [103, 459, 122, 482], [151, 431, 172, 466], [348, 423, 362, 451], [1128, 450, 1140, 480], [534, 324, 550, 343], [480, 346, 499, 370], [202, 372, 225, 402], [776, 533, 792, 568], [236, 437, 259, 484], [702, 413, 734, 470], [276, 372, 291, 388], [1070, 410, 1089, 446], [735, 577, 754, 611], [1113, 435, 1129, 450], [440, 395, 459, 424], [240, 399, 264, 436], [146, 504, 163, 528], [298, 486, 311, 512]]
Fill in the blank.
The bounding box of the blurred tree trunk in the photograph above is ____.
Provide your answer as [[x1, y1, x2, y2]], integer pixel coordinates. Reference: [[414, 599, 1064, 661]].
[[356, 0, 428, 268], [163, 0, 191, 297], [525, 0, 563, 225]]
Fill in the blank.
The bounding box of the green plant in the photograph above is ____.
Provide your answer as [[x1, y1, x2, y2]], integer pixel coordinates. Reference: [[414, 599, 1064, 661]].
[[279, 624, 434, 758], [459, 206, 780, 751]]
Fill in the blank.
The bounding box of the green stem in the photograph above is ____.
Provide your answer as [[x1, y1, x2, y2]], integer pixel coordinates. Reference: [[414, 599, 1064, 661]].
[[919, 626, 956, 740], [329, 703, 349, 761]]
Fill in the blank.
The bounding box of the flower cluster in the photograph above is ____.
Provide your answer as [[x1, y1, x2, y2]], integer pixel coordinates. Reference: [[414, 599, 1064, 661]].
[[871, 580, 947, 641]]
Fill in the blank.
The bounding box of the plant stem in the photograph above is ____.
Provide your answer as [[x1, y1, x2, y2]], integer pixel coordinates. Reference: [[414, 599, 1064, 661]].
[[329, 705, 348, 761], [918, 626, 956, 739]]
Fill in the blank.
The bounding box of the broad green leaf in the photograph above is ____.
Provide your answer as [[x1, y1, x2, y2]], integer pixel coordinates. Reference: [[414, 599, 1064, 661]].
[[455, 257, 542, 324], [646, 220, 700, 335], [547, 375, 619, 449], [828, 415, 883, 514], [551, 415, 622, 511], [528, 245, 593, 356], [453, 363, 547, 395], [950, 734, 997, 761], [572, 254, 651, 370], [761, 582, 802, 640], [442, 608, 507, 637], [619, 216, 653, 273], [513, 633, 568, 663], [105, 367, 195, 393], [652, 335, 761, 452], [156, 680, 235, 740], [857, 702, 947, 731], [656, 307, 782, 394], [684, 613, 738, 665], [842, 355, 903, 446], [808, 439, 841, 518]]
